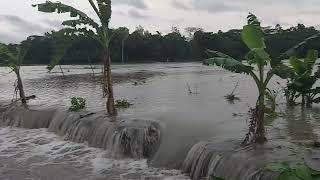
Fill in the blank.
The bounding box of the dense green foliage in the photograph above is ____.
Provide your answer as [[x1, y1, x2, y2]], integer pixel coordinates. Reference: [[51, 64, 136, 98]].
[[210, 176, 225, 180], [284, 50, 320, 106], [265, 162, 320, 180], [208, 162, 320, 180], [69, 97, 86, 111], [2, 23, 319, 65]]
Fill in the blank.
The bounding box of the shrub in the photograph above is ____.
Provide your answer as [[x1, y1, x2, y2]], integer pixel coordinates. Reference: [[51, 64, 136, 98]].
[[69, 97, 86, 111]]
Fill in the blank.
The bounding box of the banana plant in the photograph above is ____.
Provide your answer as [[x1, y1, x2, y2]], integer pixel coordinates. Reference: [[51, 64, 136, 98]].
[[33, 0, 117, 116], [265, 88, 280, 117], [284, 50, 320, 106], [204, 14, 290, 143], [46, 31, 74, 76], [0, 43, 30, 104]]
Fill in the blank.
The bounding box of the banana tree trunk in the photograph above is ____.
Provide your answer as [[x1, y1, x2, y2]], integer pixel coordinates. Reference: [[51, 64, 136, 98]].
[[103, 48, 117, 116], [121, 40, 124, 64], [255, 66, 267, 144], [306, 95, 312, 107], [302, 94, 306, 106], [59, 65, 65, 77], [15, 69, 26, 104], [255, 93, 266, 143]]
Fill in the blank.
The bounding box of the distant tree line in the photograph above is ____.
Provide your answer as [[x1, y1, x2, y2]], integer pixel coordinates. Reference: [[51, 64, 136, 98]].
[[7, 23, 320, 65]]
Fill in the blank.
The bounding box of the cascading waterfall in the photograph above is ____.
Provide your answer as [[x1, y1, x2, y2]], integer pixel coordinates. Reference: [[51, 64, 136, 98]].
[[3, 104, 320, 180], [0, 105, 161, 159], [181, 139, 320, 180], [1, 105, 55, 129], [182, 140, 277, 180]]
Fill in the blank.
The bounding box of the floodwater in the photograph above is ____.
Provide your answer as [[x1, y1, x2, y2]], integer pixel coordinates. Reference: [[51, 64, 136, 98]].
[[1, 63, 320, 178], [0, 127, 189, 180]]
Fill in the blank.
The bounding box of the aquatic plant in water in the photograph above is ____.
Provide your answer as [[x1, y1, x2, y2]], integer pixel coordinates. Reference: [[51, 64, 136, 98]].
[[265, 162, 320, 180], [187, 83, 200, 95], [46, 32, 74, 78], [69, 97, 86, 111], [204, 13, 290, 144], [264, 88, 281, 118], [209, 176, 225, 180], [224, 82, 240, 103], [33, 0, 117, 116], [115, 99, 133, 109]]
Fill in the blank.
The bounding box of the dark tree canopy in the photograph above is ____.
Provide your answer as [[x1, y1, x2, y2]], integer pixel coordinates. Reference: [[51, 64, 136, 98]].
[[3, 24, 319, 65]]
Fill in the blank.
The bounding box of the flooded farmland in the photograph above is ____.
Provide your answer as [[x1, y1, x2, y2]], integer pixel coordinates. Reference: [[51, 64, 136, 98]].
[[1, 63, 320, 180]]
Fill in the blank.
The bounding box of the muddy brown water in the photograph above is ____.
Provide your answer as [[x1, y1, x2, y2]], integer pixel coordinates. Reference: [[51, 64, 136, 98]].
[[1, 63, 320, 179]]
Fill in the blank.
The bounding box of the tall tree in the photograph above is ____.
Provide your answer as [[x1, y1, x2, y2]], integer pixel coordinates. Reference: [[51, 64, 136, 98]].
[[112, 27, 129, 64], [33, 0, 117, 116], [185, 27, 203, 41]]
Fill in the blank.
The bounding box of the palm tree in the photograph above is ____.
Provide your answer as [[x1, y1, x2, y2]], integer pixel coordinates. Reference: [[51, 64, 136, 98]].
[[33, 0, 117, 116]]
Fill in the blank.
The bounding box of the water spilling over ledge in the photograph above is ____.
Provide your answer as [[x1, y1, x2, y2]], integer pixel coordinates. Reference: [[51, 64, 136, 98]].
[[182, 139, 320, 180], [0, 104, 161, 159], [2, 64, 320, 179], [2, 103, 320, 180]]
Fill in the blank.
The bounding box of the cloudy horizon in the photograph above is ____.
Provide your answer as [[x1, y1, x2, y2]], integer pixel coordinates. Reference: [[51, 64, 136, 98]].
[[0, 0, 319, 43]]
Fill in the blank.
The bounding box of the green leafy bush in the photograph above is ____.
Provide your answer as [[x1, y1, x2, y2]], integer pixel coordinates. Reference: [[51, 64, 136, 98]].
[[284, 50, 320, 106], [69, 97, 86, 111], [210, 176, 225, 180], [265, 162, 320, 180], [115, 99, 133, 109]]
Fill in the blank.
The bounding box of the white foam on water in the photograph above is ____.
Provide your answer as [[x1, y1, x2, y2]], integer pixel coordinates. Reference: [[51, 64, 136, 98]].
[[0, 127, 189, 180]]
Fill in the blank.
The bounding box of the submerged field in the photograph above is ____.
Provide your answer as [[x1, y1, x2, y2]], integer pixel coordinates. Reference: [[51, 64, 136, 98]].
[[1, 62, 320, 179]]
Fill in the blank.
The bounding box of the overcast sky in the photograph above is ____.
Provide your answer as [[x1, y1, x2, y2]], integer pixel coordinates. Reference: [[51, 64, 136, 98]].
[[0, 0, 320, 43]]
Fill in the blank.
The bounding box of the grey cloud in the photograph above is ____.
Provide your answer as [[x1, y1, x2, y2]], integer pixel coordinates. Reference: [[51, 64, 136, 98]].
[[0, 15, 53, 43], [190, 0, 244, 13], [170, 17, 185, 24], [128, 9, 149, 19], [299, 10, 320, 15], [113, 0, 148, 10], [0, 15, 50, 33], [0, 31, 21, 44], [172, 0, 190, 10], [172, 0, 245, 14], [41, 19, 63, 28], [113, 10, 126, 16]]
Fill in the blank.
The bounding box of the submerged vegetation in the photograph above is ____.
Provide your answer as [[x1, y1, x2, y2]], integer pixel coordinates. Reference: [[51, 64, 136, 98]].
[[265, 162, 320, 180], [210, 176, 225, 180], [187, 83, 200, 95], [265, 88, 280, 117], [115, 99, 133, 109], [224, 82, 240, 103], [69, 97, 86, 111]]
